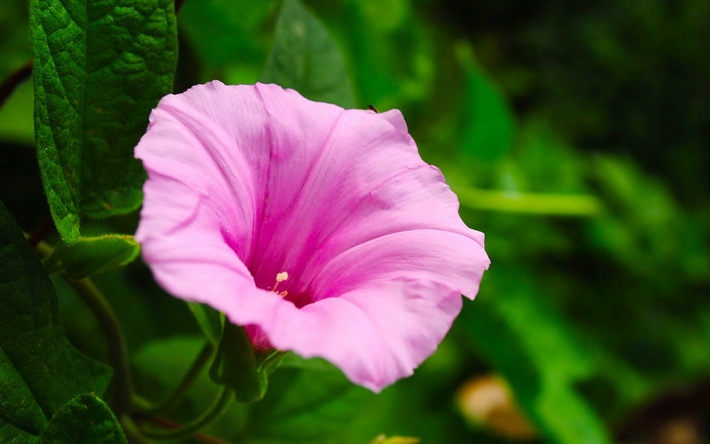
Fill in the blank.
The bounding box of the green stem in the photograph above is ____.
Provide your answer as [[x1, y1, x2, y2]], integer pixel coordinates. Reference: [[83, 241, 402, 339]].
[[134, 341, 215, 415], [138, 387, 234, 440], [68, 278, 133, 418]]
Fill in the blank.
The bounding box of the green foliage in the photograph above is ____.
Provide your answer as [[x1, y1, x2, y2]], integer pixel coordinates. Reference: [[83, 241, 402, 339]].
[[37, 394, 127, 444], [0, 200, 112, 442], [29, 0, 178, 242], [132, 337, 370, 443], [44, 235, 140, 279], [235, 357, 372, 443], [260, 0, 355, 108], [315, 0, 434, 111], [180, 0, 273, 70], [2, 0, 709, 441]]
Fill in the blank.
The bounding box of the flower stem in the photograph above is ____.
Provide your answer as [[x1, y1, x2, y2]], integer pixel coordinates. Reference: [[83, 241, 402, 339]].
[[27, 217, 54, 248], [134, 341, 215, 415], [0, 59, 32, 109], [31, 239, 134, 417], [68, 278, 133, 418], [137, 387, 234, 440]]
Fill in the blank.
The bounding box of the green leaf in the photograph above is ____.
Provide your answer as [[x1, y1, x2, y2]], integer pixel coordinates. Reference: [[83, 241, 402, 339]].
[[453, 42, 515, 162], [209, 322, 263, 403], [0, 347, 48, 441], [318, 0, 430, 111], [0, 200, 112, 442], [458, 266, 612, 444], [45, 235, 140, 279], [459, 69, 515, 162], [260, 0, 355, 108], [37, 394, 127, 444], [29, 0, 178, 242], [187, 302, 223, 345]]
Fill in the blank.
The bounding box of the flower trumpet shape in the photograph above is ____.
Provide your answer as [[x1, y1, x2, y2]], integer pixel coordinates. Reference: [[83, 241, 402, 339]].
[[135, 81, 490, 392]]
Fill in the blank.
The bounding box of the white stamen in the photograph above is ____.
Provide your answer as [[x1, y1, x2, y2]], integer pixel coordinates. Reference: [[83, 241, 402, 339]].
[[270, 271, 290, 297]]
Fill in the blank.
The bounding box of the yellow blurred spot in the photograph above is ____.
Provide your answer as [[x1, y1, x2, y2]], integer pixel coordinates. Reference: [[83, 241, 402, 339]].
[[656, 417, 702, 444], [369, 434, 420, 444], [456, 374, 537, 440]]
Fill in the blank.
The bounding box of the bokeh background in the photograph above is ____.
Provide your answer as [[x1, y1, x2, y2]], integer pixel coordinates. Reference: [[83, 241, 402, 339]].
[[1, 0, 709, 442]]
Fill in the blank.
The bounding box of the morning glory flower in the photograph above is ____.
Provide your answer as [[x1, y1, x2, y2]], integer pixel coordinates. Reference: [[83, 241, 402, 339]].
[[135, 81, 490, 392]]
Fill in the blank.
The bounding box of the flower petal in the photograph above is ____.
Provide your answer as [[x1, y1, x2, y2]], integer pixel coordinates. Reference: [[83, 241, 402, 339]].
[[261, 279, 464, 392], [241, 84, 488, 301]]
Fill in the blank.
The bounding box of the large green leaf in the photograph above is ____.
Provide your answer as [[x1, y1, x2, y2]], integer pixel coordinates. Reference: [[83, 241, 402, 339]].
[[0, 200, 112, 442], [29, 0, 178, 242], [260, 0, 355, 108], [458, 266, 612, 444], [37, 394, 127, 444]]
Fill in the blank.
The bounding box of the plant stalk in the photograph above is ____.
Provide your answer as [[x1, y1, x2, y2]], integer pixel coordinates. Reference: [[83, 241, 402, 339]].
[[137, 387, 234, 440], [134, 341, 215, 415], [0, 59, 32, 109], [68, 278, 133, 418]]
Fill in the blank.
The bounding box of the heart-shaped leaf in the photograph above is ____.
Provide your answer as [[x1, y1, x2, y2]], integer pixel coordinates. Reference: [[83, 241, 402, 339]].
[[0, 200, 112, 442]]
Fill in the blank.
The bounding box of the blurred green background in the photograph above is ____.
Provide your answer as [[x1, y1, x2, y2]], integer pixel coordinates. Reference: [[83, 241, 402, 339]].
[[2, 0, 709, 442]]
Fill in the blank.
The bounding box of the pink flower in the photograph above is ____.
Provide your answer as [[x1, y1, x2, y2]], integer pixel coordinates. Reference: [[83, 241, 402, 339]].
[[135, 81, 490, 392]]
